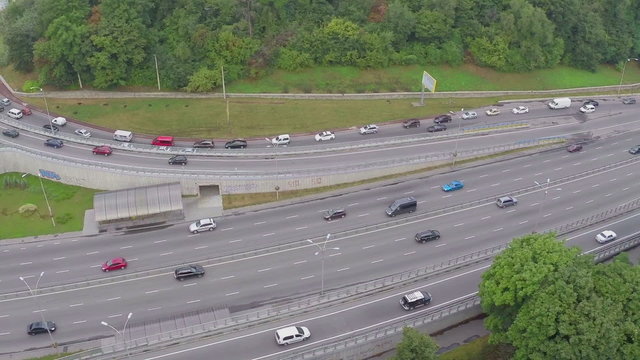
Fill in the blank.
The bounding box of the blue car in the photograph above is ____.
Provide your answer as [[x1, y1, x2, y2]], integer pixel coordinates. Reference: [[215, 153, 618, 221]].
[[442, 180, 464, 192]]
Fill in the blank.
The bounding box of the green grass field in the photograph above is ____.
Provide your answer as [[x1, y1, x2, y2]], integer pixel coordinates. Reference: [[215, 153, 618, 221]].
[[0, 173, 98, 239]]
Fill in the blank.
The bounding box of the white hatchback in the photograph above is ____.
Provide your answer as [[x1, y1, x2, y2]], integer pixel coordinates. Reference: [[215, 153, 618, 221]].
[[51, 117, 67, 126], [595, 230, 616, 244], [512, 106, 529, 114], [315, 131, 335, 141], [189, 218, 216, 233], [275, 326, 310, 345], [579, 104, 596, 113], [271, 134, 291, 146]]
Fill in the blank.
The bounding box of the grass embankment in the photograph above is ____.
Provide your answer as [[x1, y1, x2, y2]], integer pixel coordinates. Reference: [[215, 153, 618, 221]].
[[0, 173, 98, 239], [439, 335, 513, 360]]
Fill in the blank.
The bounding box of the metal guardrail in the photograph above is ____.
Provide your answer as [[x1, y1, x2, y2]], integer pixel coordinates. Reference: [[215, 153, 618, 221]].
[[57, 191, 640, 360], [0, 113, 531, 157]]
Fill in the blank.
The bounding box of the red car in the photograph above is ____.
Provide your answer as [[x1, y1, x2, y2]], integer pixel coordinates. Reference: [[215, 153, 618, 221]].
[[22, 107, 32, 115], [101, 257, 127, 272], [92, 145, 113, 156]]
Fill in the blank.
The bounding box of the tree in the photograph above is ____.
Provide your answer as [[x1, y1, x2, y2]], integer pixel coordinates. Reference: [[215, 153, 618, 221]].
[[393, 327, 438, 360], [479, 233, 581, 343], [185, 67, 221, 92], [376, 1, 416, 49]]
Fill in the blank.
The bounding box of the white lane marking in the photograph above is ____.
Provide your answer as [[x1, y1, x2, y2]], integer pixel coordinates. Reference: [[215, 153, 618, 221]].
[[467, 188, 477, 192], [69, 303, 83, 307], [357, 213, 369, 217], [293, 260, 307, 265], [605, 193, 612, 197], [37, 245, 44, 248], [263, 233, 275, 237], [417, 200, 426, 204], [54, 242, 60, 245], [513, 177, 523, 181], [573, 162, 582, 166], [295, 226, 308, 230], [481, 216, 490, 220], [226, 292, 239, 296], [120, 246, 132, 250], [147, 307, 162, 311], [553, 167, 562, 171], [336, 267, 350, 272], [187, 300, 200, 304], [627, 172, 633, 176], [585, 200, 594, 204], [0, 315, 9, 318], [490, 183, 500, 187], [430, 186, 440, 189], [623, 187, 630, 191], [56, 270, 69, 274], [552, 196, 561, 200], [519, 220, 529, 224], [479, 174, 488, 178], [591, 184, 599, 188], [441, 194, 452, 198], [73, 320, 87, 324], [348, 203, 359, 206], [144, 266, 490, 360], [534, 172, 543, 176], [404, 251, 416, 256], [53, 257, 66, 260], [453, 223, 464, 227], [573, 190, 582, 193], [33, 309, 46, 313], [507, 209, 517, 213], [609, 178, 617, 182], [89, 264, 101, 268], [464, 236, 475, 240], [254, 221, 266, 225], [159, 252, 173, 256], [285, 215, 298, 219], [106, 297, 121, 301], [403, 191, 414, 195], [221, 228, 233, 231], [543, 159, 551, 163], [435, 243, 447, 247], [493, 228, 503, 232], [220, 276, 235, 280], [194, 246, 208, 250], [565, 206, 574, 210], [153, 240, 167, 244], [522, 164, 532, 168], [530, 202, 540, 207], [501, 169, 510, 173], [183, 283, 196, 287], [394, 238, 405, 242], [362, 245, 375, 250], [71, 239, 78, 242], [371, 259, 384, 264], [257, 268, 271, 272], [229, 239, 242, 243], [145, 290, 159, 294], [328, 253, 341, 257], [376, 197, 387, 200], [544, 213, 552, 217], [300, 275, 314, 280], [263, 284, 278, 288], [0, 332, 10, 336], [19, 262, 32, 265], [129, 258, 138, 261]]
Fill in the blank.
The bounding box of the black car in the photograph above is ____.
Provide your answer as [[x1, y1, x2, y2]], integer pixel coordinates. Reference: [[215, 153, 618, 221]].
[[622, 98, 636, 105], [168, 155, 188, 165], [433, 114, 452, 124], [323, 208, 346, 221], [43, 124, 59, 133], [2, 129, 19, 138], [225, 139, 247, 149], [28, 321, 56, 335], [415, 230, 441, 243], [427, 124, 447, 132], [193, 140, 215, 149], [174, 264, 205, 281], [566, 144, 583, 153], [44, 139, 63, 148], [583, 99, 599, 107], [402, 119, 421, 128], [629, 146, 640, 155]]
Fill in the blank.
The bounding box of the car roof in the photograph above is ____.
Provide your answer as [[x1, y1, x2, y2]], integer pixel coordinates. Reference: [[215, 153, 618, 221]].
[[276, 326, 303, 337], [404, 291, 425, 302]]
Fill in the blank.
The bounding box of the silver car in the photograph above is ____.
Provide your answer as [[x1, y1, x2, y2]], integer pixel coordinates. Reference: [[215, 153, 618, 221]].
[[189, 218, 216, 233], [461, 111, 478, 120]]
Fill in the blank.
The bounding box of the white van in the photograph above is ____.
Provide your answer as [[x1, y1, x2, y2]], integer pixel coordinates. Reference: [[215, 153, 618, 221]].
[[7, 108, 23, 119], [548, 97, 571, 109], [113, 130, 133, 142]]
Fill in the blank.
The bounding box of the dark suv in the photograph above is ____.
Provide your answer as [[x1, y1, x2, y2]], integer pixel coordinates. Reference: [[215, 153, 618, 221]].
[[44, 139, 63, 148], [174, 264, 205, 281], [583, 99, 599, 107], [323, 208, 346, 220], [402, 119, 421, 128], [415, 230, 441, 243], [193, 140, 215, 148], [28, 321, 56, 335], [434, 114, 452, 124], [225, 139, 248, 149], [168, 155, 188, 165]]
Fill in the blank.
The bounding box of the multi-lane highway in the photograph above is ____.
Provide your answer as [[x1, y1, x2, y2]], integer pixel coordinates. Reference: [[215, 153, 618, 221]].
[[2, 104, 640, 357]]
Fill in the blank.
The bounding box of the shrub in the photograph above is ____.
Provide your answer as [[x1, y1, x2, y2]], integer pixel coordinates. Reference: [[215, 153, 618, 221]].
[[55, 212, 73, 225]]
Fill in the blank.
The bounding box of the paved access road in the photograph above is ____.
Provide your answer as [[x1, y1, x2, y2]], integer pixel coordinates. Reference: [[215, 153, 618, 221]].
[[3, 127, 640, 354]]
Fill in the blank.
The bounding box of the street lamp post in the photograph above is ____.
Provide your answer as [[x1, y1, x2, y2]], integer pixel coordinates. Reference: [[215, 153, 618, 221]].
[[618, 58, 640, 95], [451, 109, 464, 168], [101, 312, 133, 357], [307, 234, 340, 296], [20, 272, 57, 349], [265, 138, 281, 200], [31, 87, 53, 135], [532, 179, 562, 233], [22, 173, 55, 227]]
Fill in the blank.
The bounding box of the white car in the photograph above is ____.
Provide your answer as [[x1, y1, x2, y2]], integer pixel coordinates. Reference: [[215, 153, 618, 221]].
[[315, 131, 335, 141], [271, 134, 290, 146], [189, 218, 216, 233], [461, 111, 478, 120], [275, 326, 311, 345], [579, 104, 596, 113], [51, 117, 67, 126], [359, 124, 379, 135], [512, 106, 529, 114], [74, 128, 92, 138], [595, 230, 616, 244], [485, 108, 501, 116]]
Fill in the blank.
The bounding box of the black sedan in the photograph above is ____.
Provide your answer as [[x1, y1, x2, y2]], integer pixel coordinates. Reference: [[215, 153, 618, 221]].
[[427, 124, 447, 132], [323, 208, 346, 221], [583, 99, 599, 107], [28, 321, 56, 335], [225, 139, 248, 149], [44, 139, 64, 148], [2, 129, 19, 138], [193, 140, 215, 148], [168, 155, 188, 165], [43, 124, 59, 133]]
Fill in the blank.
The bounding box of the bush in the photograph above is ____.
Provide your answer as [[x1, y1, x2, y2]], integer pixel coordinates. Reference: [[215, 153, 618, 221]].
[[22, 80, 41, 92], [55, 212, 73, 225]]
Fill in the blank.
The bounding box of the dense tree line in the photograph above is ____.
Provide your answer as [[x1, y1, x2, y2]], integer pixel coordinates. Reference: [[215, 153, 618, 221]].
[[480, 233, 640, 360], [3, 0, 639, 90]]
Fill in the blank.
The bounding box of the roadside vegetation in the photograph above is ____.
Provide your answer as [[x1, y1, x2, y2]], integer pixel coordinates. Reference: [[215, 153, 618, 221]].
[[0, 173, 97, 240]]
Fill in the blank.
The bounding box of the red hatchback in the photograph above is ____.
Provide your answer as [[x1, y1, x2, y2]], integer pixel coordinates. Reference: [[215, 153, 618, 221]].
[[22, 107, 32, 115], [92, 145, 113, 156], [102, 257, 127, 272]]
